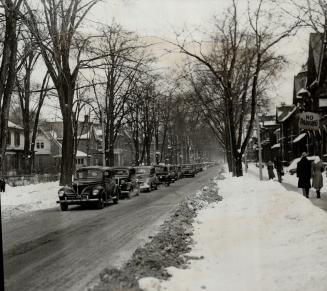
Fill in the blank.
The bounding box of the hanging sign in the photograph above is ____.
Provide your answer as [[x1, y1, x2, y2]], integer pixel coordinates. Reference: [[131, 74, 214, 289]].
[[298, 112, 320, 130]]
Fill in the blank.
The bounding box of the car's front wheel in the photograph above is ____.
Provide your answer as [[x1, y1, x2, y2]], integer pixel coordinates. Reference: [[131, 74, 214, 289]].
[[60, 203, 68, 211], [113, 188, 119, 204], [97, 197, 104, 209]]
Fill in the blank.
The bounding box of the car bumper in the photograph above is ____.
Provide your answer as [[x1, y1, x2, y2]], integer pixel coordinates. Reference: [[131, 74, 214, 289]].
[[56, 198, 99, 204], [140, 184, 151, 190]]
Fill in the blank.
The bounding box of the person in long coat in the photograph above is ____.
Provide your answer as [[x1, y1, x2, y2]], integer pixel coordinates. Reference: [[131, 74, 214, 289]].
[[274, 157, 283, 182], [297, 152, 312, 198], [312, 156, 324, 199], [267, 161, 275, 180]]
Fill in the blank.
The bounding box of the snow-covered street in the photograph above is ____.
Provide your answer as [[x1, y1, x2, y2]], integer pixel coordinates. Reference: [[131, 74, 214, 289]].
[[140, 167, 327, 291]]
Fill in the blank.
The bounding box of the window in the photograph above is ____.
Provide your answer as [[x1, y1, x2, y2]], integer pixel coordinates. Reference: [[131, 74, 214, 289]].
[[36, 142, 45, 149], [76, 158, 84, 165], [7, 132, 11, 145], [14, 131, 20, 147]]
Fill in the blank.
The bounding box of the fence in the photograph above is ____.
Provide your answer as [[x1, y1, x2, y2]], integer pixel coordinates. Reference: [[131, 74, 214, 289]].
[[4, 174, 60, 187]]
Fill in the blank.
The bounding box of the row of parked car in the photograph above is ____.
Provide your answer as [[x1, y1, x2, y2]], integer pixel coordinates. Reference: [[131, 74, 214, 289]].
[[56, 163, 214, 211]]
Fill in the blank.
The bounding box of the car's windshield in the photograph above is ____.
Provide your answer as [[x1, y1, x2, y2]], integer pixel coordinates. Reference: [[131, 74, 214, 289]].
[[114, 169, 129, 176], [183, 165, 192, 169], [155, 166, 167, 173], [75, 169, 103, 180], [135, 167, 150, 174]]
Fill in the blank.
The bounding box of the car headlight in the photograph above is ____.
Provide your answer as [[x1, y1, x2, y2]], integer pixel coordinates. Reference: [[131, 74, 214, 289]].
[[92, 189, 99, 195], [58, 190, 65, 197]]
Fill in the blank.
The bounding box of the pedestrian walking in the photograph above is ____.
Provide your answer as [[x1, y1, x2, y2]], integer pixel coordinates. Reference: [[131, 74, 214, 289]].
[[312, 156, 324, 199], [0, 177, 5, 192], [274, 156, 284, 183], [267, 160, 275, 180], [297, 152, 311, 198]]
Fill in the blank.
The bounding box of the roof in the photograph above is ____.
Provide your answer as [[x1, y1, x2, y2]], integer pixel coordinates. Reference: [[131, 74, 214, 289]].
[[262, 120, 276, 126], [293, 133, 307, 143], [77, 132, 91, 140], [53, 150, 88, 158], [276, 105, 296, 123], [76, 166, 112, 171], [8, 121, 23, 130], [271, 143, 280, 149], [76, 150, 88, 157]]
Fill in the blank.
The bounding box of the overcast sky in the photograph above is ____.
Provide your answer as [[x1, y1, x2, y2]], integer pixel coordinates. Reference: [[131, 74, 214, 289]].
[[87, 0, 310, 111], [40, 0, 310, 119]]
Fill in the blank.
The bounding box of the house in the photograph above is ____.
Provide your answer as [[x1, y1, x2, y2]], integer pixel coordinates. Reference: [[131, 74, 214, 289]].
[[33, 127, 61, 174], [260, 115, 279, 163], [3, 121, 25, 175]]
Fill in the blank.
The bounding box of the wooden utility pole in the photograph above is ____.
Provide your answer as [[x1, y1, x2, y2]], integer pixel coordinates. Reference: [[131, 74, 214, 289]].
[[256, 111, 263, 180]]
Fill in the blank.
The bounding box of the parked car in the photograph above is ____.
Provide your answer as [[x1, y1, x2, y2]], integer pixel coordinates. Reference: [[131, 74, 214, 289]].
[[57, 166, 119, 211], [175, 164, 183, 179], [154, 165, 171, 186], [134, 166, 157, 192], [113, 167, 140, 199], [195, 163, 203, 173], [168, 165, 178, 182], [181, 164, 196, 177]]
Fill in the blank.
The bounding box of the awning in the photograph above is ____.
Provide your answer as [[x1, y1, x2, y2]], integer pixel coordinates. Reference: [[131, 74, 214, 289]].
[[261, 139, 270, 145], [274, 128, 280, 134], [271, 143, 280, 149], [293, 133, 307, 143]]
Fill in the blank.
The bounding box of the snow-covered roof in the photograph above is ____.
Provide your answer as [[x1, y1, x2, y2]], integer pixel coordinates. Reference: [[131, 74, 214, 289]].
[[271, 143, 280, 149], [277, 105, 296, 123], [8, 121, 23, 130], [274, 128, 280, 134], [263, 120, 276, 126], [297, 88, 309, 96], [77, 132, 91, 140], [293, 133, 307, 143], [76, 150, 88, 157]]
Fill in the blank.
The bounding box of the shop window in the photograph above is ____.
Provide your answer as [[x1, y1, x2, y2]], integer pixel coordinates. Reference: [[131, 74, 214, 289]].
[[7, 132, 11, 145]]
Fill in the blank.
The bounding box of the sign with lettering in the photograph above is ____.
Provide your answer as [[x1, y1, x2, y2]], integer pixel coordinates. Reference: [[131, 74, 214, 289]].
[[298, 112, 320, 130]]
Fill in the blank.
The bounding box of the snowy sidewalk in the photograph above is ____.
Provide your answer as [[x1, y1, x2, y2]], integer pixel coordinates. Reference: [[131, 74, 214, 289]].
[[140, 170, 327, 291], [247, 164, 327, 212], [1, 182, 59, 220]]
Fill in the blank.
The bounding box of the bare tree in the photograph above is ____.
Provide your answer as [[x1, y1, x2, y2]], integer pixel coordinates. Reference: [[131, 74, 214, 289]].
[[23, 0, 100, 185], [173, 0, 298, 176], [0, 0, 23, 174], [88, 23, 151, 166]]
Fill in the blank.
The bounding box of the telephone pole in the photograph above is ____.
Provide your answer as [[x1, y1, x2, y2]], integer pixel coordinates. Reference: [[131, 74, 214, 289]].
[[256, 111, 263, 180]]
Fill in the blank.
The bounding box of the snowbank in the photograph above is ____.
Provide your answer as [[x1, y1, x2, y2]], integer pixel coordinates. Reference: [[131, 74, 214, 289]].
[[139, 170, 327, 291], [1, 182, 59, 220]]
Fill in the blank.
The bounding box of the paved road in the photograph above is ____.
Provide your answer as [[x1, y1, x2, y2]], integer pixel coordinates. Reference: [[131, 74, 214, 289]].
[[3, 166, 219, 291]]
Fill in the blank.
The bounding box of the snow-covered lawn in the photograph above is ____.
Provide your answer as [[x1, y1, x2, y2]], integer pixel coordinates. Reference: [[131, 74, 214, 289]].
[[1, 182, 60, 220], [139, 168, 327, 291]]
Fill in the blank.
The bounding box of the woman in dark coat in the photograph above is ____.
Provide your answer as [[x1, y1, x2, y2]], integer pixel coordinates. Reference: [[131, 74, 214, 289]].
[[267, 161, 275, 180], [274, 157, 283, 182], [297, 152, 312, 198]]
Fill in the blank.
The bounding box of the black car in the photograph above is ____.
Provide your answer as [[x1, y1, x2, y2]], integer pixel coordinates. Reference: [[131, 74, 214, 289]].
[[154, 165, 171, 186], [113, 167, 140, 199], [57, 166, 119, 211], [181, 164, 196, 177], [168, 165, 178, 182]]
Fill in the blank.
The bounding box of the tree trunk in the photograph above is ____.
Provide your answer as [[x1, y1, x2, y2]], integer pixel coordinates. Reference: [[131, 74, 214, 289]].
[[60, 102, 74, 186], [0, 4, 19, 175]]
